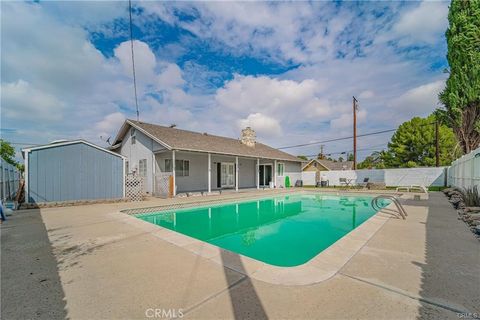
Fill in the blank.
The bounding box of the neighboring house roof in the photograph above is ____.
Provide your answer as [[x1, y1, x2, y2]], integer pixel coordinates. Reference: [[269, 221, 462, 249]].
[[22, 140, 125, 159], [302, 159, 354, 171], [112, 119, 302, 162]]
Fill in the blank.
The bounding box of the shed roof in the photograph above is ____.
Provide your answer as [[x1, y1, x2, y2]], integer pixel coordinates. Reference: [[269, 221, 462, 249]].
[[113, 120, 301, 162], [22, 140, 125, 159]]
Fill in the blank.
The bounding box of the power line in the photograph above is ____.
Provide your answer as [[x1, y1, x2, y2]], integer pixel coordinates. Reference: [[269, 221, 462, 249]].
[[129, 0, 140, 121], [278, 128, 397, 150], [303, 145, 387, 158]]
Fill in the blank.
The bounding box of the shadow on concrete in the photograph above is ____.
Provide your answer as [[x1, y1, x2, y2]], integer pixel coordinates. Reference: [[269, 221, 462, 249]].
[[1, 209, 68, 319], [416, 193, 480, 319], [220, 250, 268, 320]]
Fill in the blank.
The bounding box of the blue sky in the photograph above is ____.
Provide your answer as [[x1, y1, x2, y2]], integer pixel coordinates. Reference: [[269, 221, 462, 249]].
[[1, 1, 450, 160]]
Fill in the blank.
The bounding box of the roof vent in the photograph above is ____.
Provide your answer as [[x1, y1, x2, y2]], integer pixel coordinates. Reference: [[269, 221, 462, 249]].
[[50, 139, 68, 144], [240, 127, 256, 147], [169, 124, 177, 128]]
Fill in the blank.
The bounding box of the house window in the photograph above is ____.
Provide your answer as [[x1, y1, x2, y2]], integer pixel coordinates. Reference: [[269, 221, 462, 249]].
[[277, 163, 285, 176], [139, 159, 147, 177], [131, 128, 136, 144], [165, 159, 189, 177]]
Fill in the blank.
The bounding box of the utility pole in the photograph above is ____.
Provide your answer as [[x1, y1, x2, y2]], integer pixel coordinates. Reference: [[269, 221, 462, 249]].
[[353, 96, 358, 170], [435, 120, 440, 167], [319, 144, 325, 159]]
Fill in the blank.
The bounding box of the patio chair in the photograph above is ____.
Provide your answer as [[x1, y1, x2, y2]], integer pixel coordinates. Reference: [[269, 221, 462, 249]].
[[357, 177, 370, 189], [295, 180, 303, 187]]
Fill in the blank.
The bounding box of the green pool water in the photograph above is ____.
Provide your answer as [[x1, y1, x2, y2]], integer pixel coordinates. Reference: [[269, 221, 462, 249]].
[[137, 193, 390, 267]]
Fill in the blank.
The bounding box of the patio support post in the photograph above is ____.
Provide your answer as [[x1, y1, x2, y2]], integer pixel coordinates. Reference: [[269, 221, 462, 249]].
[[256, 158, 260, 189], [274, 159, 277, 188], [235, 156, 239, 192], [208, 153, 211, 193], [172, 150, 176, 196]]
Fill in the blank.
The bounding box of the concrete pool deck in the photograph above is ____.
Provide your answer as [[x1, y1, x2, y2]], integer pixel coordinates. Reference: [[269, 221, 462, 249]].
[[1, 190, 479, 319]]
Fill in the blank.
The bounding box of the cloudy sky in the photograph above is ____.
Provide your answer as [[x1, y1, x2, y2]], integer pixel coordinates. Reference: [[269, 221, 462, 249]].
[[1, 1, 449, 160]]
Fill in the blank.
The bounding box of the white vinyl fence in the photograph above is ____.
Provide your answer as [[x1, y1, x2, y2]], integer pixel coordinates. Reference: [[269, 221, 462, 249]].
[[302, 167, 448, 187], [447, 146, 480, 189], [1, 157, 21, 201]]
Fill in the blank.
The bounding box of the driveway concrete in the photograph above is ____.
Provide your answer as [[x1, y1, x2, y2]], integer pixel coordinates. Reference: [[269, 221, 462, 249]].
[[1, 191, 478, 319]]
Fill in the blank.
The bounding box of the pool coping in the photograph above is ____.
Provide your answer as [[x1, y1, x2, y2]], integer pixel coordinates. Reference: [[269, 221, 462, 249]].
[[116, 191, 402, 286]]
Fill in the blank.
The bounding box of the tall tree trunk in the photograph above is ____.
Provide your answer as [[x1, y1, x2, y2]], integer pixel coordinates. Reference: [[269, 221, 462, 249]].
[[458, 104, 480, 154]]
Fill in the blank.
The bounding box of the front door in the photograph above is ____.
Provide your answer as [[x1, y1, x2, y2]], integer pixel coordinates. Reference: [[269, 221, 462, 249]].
[[221, 163, 235, 188], [259, 165, 272, 187]]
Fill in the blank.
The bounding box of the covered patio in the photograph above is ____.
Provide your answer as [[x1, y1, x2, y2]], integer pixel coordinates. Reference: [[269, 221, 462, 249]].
[[154, 150, 291, 195]]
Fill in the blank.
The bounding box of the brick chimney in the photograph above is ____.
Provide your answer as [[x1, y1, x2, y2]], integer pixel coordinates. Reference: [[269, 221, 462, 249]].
[[240, 127, 256, 147]]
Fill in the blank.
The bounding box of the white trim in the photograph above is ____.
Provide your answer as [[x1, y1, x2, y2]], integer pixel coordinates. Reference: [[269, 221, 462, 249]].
[[172, 150, 176, 196], [235, 156, 239, 192], [301, 159, 331, 171], [274, 159, 277, 187], [220, 162, 235, 188], [277, 162, 285, 177], [21, 140, 125, 159], [122, 158, 126, 198], [256, 158, 260, 189], [126, 120, 172, 150], [208, 153, 211, 193], [24, 151, 29, 203]]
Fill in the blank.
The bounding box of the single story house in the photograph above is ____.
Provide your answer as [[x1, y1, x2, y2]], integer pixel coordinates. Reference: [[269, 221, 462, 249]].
[[22, 140, 125, 203], [110, 120, 302, 195]]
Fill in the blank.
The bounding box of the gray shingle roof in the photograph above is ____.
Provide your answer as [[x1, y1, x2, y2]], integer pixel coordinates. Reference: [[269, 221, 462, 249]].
[[304, 159, 354, 170], [123, 120, 301, 162]]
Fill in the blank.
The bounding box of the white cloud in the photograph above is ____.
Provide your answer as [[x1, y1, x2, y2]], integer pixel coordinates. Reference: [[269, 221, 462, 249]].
[[359, 90, 375, 99], [114, 40, 157, 83], [1, 1, 450, 163], [156, 63, 185, 89], [330, 109, 367, 129], [392, 1, 449, 45], [1, 80, 64, 121], [389, 80, 445, 118], [238, 113, 282, 137], [215, 75, 325, 117], [94, 112, 126, 138]]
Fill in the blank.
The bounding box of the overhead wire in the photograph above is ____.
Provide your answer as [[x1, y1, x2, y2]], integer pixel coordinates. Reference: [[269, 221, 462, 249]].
[[128, 0, 140, 121]]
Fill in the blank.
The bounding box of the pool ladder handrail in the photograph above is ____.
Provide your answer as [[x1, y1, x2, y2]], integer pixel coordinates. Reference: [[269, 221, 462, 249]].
[[371, 195, 408, 220]]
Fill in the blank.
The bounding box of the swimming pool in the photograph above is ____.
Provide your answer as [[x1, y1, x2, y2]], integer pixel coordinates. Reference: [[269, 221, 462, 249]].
[[136, 193, 390, 267]]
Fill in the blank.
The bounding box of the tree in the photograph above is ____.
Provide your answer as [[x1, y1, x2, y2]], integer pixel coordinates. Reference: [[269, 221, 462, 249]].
[[347, 153, 354, 161], [297, 155, 308, 161], [438, 0, 480, 154], [338, 156, 344, 162], [383, 115, 460, 168], [357, 151, 387, 169], [0, 139, 17, 166]]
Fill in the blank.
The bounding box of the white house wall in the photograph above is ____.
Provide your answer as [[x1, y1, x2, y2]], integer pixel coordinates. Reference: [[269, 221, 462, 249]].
[[275, 161, 302, 187], [118, 127, 302, 193], [155, 152, 258, 192], [119, 127, 167, 193]]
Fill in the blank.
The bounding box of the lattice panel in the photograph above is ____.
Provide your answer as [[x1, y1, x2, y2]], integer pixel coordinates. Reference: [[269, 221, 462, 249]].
[[125, 174, 145, 201], [154, 173, 172, 198]]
